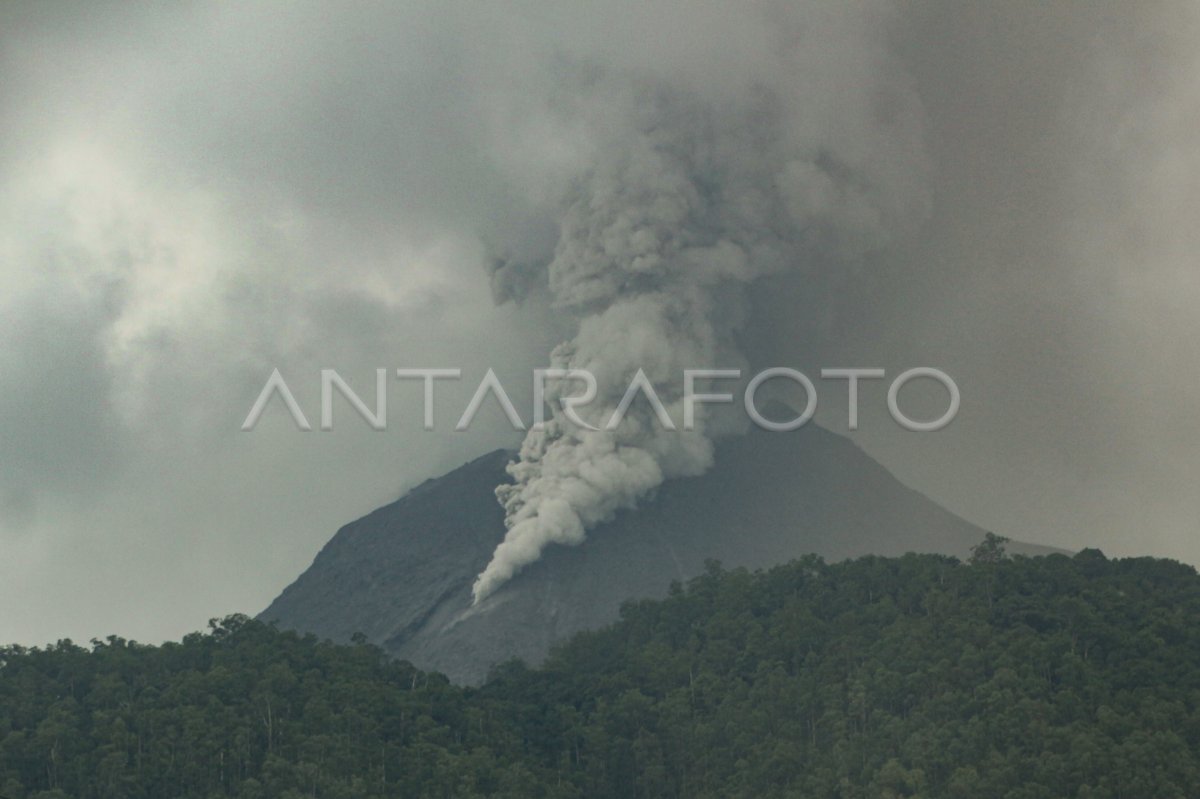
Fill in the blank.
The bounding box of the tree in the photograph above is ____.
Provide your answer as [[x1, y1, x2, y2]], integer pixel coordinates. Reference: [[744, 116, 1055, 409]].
[[969, 532, 1009, 565]]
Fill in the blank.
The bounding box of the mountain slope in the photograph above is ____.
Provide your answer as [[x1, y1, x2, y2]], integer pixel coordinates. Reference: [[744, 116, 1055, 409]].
[[261, 422, 1059, 683]]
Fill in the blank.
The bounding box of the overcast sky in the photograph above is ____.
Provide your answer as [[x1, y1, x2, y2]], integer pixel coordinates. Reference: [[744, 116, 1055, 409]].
[[1, 1, 1197, 647]]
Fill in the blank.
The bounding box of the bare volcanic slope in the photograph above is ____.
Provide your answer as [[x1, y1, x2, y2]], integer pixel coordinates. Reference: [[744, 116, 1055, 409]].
[[261, 421, 1058, 684]]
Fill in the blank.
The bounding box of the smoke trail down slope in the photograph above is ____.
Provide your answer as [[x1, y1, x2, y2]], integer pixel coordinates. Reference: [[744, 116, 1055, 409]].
[[474, 3, 931, 603]]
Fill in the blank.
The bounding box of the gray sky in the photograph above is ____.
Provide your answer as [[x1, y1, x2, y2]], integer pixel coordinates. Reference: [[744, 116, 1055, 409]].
[[1, 1, 1197, 646]]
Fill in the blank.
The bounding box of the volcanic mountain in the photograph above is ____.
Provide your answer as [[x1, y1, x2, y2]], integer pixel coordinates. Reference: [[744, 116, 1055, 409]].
[[261, 419, 1058, 684]]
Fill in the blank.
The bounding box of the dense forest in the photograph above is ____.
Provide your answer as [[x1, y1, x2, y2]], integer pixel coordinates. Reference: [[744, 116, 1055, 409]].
[[4, 536, 1200, 798]]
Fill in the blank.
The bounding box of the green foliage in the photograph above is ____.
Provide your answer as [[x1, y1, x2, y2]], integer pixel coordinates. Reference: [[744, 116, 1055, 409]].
[[969, 532, 1009, 565], [4, 546, 1200, 797], [0, 619, 571, 798]]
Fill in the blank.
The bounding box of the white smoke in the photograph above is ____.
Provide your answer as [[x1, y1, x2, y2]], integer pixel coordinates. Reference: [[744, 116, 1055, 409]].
[[473, 2, 931, 603]]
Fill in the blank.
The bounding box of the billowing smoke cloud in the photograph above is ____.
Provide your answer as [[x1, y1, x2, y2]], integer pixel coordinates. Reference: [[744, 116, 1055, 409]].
[[473, 5, 932, 603], [7, 0, 1194, 647]]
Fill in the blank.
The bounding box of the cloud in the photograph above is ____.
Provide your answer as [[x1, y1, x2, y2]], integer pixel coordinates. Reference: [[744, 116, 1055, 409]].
[[0, 1, 1196, 643], [471, 2, 933, 600]]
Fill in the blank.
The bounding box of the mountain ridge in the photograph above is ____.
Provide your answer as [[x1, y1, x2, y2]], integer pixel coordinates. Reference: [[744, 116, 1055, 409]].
[[262, 421, 1062, 683]]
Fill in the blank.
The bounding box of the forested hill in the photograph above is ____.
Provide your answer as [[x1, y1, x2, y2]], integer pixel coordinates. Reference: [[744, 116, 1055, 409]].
[[4, 541, 1200, 798]]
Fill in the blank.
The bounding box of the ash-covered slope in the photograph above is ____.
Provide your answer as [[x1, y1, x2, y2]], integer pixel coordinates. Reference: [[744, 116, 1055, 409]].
[[261, 422, 1058, 684]]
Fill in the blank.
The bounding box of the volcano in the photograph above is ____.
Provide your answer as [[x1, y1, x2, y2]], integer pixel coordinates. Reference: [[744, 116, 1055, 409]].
[[260, 420, 1059, 684]]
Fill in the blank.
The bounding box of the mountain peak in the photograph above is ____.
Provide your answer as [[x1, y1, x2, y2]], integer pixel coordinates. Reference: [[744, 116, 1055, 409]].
[[262, 425, 1058, 683]]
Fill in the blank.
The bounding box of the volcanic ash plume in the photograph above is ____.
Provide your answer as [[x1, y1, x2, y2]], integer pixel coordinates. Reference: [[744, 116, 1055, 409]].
[[472, 4, 931, 603]]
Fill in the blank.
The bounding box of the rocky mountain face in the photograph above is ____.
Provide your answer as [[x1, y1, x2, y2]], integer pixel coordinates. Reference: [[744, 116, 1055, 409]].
[[261, 422, 1059, 684]]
